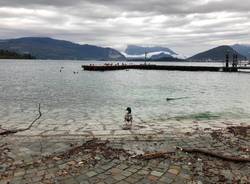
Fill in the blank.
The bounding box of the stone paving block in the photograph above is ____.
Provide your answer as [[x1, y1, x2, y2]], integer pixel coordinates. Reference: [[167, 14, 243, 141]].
[[32, 176, 43, 182], [117, 164, 129, 170], [14, 170, 25, 177], [113, 174, 127, 181], [97, 173, 109, 179], [125, 176, 142, 184], [168, 165, 181, 176], [92, 130, 111, 136], [161, 172, 176, 181], [61, 177, 78, 184], [121, 170, 133, 177], [116, 180, 130, 184], [159, 176, 174, 183], [103, 176, 116, 184], [79, 181, 90, 184], [151, 171, 164, 177], [88, 177, 101, 184], [9, 178, 22, 184], [179, 173, 191, 180], [76, 175, 88, 182], [94, 168, 105, 174], [114, 130, 131, 135], [147, 174, 159, 182], [44, 175, 54, 180], [111, 168, 122, 175], [86, 171, 98, 177], [126, 166, 139, 173], [96, 182, 105, 184], [137, 169, 149, 175], [101, 164, 115, 171], [173, 176, 189, 184]]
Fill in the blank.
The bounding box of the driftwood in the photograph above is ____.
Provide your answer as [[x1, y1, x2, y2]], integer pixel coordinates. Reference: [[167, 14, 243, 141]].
[[0, 103, 42, 136], [136, 151, 175, 160], [166, 97, 189, 101], [177, 147, 250, 163]]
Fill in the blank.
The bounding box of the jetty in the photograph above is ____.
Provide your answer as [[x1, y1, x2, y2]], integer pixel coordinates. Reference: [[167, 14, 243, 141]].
[[82, 53, 250, 72], [82, 64, 250, 72]]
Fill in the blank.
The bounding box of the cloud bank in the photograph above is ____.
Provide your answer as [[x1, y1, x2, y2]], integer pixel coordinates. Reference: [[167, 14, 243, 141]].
[[0, 0, 249, 55]]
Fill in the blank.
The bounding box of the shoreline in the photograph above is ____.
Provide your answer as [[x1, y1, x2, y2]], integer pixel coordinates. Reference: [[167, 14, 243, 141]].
[[0, 120, 249, 184]]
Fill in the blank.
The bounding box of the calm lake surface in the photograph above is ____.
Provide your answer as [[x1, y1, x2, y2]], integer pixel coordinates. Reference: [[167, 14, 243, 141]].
[[0, 59, 250, 126]]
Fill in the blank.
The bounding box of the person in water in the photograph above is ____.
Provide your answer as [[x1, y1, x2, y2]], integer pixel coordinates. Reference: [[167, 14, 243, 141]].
[[124, 107, 133, 129]]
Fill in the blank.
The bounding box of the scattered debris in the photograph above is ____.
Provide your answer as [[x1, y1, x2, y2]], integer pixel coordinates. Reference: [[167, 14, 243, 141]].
[[227, 125, 250, 137]]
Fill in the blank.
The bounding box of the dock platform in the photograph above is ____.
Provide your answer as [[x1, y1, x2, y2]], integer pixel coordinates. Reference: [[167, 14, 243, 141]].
[[82, 64, 241, 72]]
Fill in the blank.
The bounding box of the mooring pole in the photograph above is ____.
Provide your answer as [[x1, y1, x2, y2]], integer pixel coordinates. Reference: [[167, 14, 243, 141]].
[[144, 52, 148, 65], [233, 54, 238, 68], [225, 52, 229, 68]]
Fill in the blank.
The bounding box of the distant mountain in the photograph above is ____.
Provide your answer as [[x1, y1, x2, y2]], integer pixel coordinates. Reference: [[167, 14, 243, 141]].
[[124, 45, 185, 61], [188, 45, 246, 62], [0, 37, 125, 61], [232, 44, 250, 59], [125, 45, 177, 55], [0, 49, 35, 59], [150, 52, 185, 61]]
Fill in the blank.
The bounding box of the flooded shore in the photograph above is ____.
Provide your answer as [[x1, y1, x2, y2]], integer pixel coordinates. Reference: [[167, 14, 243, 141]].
[[0, 121, 249, 184]]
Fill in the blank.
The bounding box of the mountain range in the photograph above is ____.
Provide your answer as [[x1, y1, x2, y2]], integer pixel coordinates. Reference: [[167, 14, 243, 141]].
[[0, 37, 125, 61], [0, 37, 249, 62]]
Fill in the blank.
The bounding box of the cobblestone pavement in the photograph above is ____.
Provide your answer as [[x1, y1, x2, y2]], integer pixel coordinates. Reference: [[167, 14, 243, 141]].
[[1, 122, 250, 184]]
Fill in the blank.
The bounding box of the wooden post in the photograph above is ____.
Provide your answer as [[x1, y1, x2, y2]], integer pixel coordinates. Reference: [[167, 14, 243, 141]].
[[225, 52, 229, 68], [144, 52, 148, 65], [232, 54, 238, 68]]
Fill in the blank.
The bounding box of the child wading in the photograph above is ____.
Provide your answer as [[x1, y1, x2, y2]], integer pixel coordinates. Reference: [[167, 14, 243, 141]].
[[123, 107, 133, 130]]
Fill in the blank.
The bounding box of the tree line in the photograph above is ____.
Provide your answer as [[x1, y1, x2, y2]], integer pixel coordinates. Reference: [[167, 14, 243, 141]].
[[0, 50, 35, 59]]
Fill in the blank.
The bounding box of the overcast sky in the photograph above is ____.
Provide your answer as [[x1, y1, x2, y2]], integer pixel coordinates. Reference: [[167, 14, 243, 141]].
[[0, 0, 250, 56]]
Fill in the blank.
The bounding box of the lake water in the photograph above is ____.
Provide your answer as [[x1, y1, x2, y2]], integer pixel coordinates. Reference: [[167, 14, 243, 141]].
[[0, 59, 250, 127]]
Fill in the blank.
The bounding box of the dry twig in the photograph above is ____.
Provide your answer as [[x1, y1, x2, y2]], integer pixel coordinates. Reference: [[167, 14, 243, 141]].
[[0, 103, 42, 136]]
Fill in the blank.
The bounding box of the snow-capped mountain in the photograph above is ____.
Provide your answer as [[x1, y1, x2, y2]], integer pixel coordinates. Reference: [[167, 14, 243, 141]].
[[124, 45, 186, 61]]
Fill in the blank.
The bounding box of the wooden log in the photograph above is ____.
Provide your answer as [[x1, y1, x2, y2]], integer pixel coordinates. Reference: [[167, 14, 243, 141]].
[[176, 147, 250, 162]]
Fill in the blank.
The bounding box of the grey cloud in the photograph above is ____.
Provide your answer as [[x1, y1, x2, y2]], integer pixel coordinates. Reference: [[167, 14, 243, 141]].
[[87, 0, 250, 14], [0, 0, 250, 56], [2, 0, 250, 14], [0, 0, 82, 7]]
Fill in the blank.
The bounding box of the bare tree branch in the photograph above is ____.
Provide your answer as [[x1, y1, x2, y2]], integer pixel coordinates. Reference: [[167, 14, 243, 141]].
[[0, 103, 42, 136]]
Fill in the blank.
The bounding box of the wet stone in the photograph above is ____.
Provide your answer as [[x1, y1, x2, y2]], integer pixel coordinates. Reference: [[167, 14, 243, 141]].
[[125, 175, 142, 183], [86, 171, 98, 177], [151, 171, 164, 177], [159, 176, 174, 183], [113, 174, 127, 181], [137, 169, 149, 175], [121, 170, 133, 177], [76, 175, 88, 182]]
